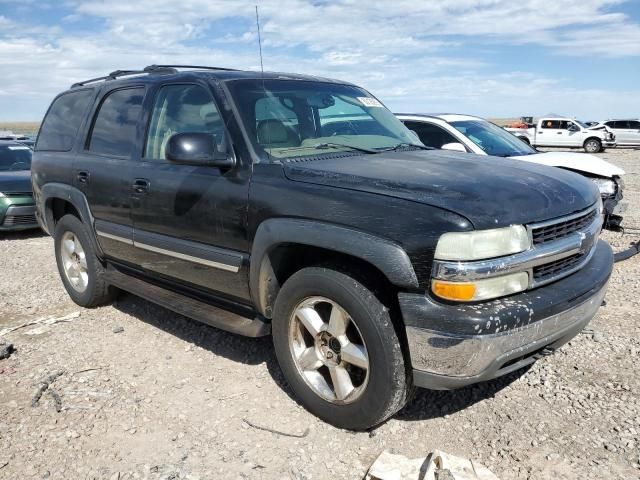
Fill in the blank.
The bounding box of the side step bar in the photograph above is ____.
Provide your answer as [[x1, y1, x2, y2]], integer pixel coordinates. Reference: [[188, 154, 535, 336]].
[[105, 266, 270, 337]]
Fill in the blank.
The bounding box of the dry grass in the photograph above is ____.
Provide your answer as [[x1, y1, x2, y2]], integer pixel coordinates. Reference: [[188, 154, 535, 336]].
[[0, 122, 40, 135]]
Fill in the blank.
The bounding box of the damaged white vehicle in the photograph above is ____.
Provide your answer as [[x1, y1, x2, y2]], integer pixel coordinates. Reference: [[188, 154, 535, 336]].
[[398, 114, 626, 231], [503, 117, 616, 153]]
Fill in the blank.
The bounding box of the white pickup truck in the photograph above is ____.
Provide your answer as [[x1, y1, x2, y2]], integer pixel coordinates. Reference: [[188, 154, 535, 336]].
[[505, 117, 616, 153]]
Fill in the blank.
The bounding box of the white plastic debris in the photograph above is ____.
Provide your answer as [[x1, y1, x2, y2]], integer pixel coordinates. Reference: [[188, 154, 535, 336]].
[[365, 450, 499, 480], [0, 312, 81, 337]]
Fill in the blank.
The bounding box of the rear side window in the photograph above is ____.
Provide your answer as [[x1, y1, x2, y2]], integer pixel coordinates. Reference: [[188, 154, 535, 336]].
[[88, 87, 144, 157], [403, 121, 459, 149], [540, 120, 560, 129], [36, 89, 93, 151], [629, 121, 640, 129]]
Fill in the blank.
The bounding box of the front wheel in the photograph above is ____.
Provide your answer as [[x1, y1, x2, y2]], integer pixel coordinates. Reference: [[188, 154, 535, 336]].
[[584, 138, 602, 153], [272, 267, 411, 430]]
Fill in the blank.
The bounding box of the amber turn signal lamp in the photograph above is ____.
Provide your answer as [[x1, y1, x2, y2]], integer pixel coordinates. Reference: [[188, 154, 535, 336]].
[[432, 280, 477, 302]]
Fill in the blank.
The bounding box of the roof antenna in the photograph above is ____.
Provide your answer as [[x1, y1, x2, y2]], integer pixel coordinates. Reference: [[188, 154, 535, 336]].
[[255, 5, 264, 74]]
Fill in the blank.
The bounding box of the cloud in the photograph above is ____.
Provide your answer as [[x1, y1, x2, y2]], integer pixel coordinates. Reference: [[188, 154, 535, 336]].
[[0, 0, 638, 120]]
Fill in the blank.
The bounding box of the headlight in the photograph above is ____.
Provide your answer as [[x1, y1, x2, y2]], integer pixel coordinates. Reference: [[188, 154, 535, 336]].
[[591, 178, 616, 196], [432, 272, 529, 302], [434, 225, 531, 261]]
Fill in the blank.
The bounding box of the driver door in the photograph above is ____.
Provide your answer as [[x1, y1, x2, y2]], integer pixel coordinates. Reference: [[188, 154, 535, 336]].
[[130, 82, 252, 302]]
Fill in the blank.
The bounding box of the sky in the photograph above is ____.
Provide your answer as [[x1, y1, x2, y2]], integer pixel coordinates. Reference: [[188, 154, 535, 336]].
[[0, 0, 639, 122]]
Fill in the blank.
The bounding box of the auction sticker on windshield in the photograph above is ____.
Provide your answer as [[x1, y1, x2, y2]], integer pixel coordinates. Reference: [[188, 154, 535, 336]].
[[358, 97, 383, 108]]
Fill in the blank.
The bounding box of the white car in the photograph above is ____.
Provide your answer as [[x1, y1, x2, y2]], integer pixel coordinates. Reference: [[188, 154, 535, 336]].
[[593, 120, 640, 147], [505, 117, 616, 153], [397, 113, 626, 230]]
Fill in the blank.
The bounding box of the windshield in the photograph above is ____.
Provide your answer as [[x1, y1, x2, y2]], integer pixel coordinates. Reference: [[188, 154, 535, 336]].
[[450, 120, 537, 157], [573, 119, 588, 128], [226, 79, 420, 160], [0, 144, 32, 171]]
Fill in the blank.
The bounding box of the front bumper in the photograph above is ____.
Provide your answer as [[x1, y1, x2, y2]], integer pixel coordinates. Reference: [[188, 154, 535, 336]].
[[603, 141, 617, 148], [401, 239, 613, 390], [0, 202, 38, 231]]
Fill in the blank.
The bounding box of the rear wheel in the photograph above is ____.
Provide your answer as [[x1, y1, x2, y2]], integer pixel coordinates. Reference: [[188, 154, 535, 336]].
[[272, 267, 411, 430], [584, 138, 601, 153], [54, 214, 116, 307]]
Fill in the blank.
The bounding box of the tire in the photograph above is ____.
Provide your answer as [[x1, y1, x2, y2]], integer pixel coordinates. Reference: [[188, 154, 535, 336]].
[[272, 267, 411, 430], [584, 138, 601, 153], [54, 214, 116, 307]]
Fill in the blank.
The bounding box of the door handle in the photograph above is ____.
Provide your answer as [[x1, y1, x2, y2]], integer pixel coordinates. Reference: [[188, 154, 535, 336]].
[[77, 171, 90, 184], [557, 132, 563, 134], [132, 178, 150, 194]]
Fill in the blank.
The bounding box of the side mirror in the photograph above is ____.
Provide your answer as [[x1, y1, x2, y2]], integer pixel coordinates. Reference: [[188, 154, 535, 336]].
[[165, 132, 234, 168], [441, 142, 467, 153], [567, 124, 579, 132]]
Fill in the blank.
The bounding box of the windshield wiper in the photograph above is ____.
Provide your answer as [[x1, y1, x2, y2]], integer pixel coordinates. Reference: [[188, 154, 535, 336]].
[[378, 143, 434, 152], [313, 142, 378, 154]]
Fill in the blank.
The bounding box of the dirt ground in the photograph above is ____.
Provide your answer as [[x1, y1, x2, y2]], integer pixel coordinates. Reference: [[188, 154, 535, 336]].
[[1, 148, 639, 480]]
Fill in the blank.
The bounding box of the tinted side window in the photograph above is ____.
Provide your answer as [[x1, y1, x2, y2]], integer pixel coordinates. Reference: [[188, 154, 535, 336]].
[[605, 121, 616, 128], [540, 120, 560, 129], [145, 84, 225, 159], [88, 87, 144, 157], [36, 89, 93, 151], [628, 121, 640, 129], [403, 121, 459, 149]]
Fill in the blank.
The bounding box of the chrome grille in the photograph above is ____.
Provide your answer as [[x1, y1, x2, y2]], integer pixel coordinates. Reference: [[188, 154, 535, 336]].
[[533, 252, 586, 282], [532, 209, 598, 245]]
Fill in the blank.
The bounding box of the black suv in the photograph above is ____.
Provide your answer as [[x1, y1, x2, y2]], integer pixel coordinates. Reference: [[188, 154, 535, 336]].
[[32, 65, 613, 430]]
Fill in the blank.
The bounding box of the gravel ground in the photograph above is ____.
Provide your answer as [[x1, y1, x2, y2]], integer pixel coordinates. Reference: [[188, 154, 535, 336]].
[[1, 148, 639, 480]]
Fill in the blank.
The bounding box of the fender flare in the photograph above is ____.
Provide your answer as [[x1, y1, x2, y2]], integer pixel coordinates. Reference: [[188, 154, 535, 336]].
[[249, 218, 419, 317], [40, 183, 103, 257]]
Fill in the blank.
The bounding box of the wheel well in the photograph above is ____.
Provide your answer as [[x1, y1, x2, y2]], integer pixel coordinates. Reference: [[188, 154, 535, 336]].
[[260, 243, 400, 318], [519, 136, 530, 145], [48, 198, 81, 226], [584, 137, 601, 146]]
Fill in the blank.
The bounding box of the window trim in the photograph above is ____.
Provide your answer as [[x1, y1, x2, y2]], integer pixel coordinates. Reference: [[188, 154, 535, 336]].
[[35, 87, 95, 153], [141, 82, 228, 162], [84, 85, 146, 159]]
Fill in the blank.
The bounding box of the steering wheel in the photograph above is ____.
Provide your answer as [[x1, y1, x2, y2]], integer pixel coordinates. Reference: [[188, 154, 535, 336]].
[[331, 125, 357, 136]]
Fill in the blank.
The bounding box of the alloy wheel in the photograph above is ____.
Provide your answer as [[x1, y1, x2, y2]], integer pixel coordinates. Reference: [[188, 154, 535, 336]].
[[60, 231, 89, 293], [288, 296, 370, 404]]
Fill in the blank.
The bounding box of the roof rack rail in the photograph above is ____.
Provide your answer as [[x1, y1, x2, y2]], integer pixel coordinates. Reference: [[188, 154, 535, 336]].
[[70, 66, 179, 88], [144, 64, 240, 72]]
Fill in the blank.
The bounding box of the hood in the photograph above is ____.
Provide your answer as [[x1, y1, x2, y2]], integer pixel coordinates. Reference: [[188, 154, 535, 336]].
[[510, 151, 624, 178], [283, 150, 599, 230], [0, 170, 33, 194]]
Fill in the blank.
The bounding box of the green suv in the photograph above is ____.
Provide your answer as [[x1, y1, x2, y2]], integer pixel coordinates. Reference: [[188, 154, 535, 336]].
[[0, 140, 38, 231]]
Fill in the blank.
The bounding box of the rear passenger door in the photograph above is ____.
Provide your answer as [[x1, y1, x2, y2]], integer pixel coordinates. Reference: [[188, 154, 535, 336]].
[[537, 119, 563, 146], [130, 82, 252, 302], [75, 86, 145, 264]]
